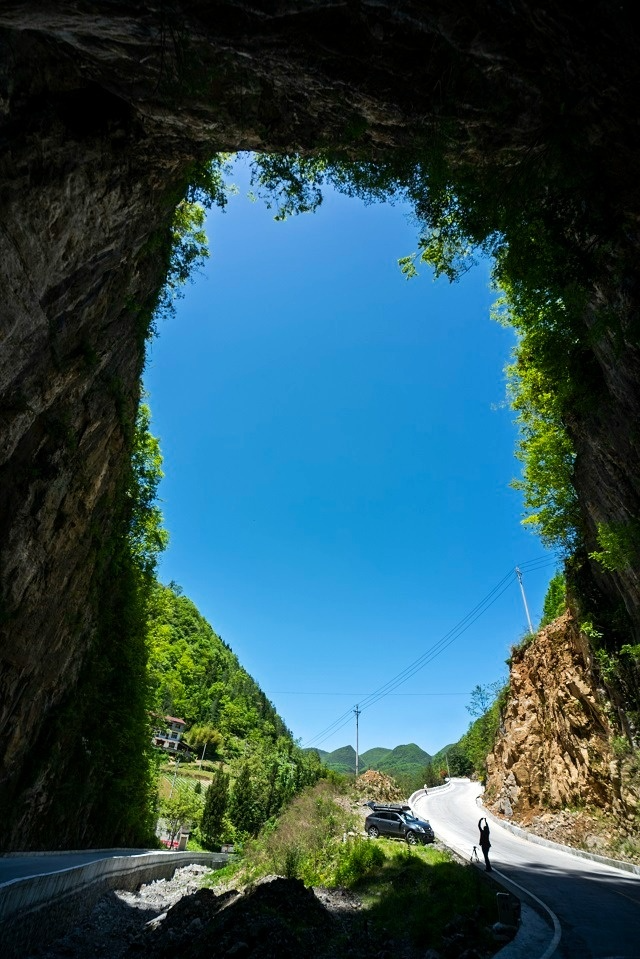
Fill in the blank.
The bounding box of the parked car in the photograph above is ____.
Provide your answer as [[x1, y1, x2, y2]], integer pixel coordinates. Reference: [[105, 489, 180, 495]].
[[364, 803, 435, 845]]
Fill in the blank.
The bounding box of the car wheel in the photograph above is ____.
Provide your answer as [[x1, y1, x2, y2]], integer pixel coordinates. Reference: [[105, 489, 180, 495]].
[[367, 826, 380, 838], [405, 830, 418, 845]]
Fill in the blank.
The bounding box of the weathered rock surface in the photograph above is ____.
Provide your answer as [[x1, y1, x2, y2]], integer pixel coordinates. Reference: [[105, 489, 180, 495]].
[[485, 613, 640, 848], [0, 2, 639, 848]]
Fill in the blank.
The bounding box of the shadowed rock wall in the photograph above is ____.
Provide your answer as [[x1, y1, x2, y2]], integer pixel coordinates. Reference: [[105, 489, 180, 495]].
[[0, 1, 639, 848]]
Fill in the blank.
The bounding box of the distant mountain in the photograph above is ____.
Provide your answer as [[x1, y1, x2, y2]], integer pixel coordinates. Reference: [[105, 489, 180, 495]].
[[318, 744, 357, 774], [307, 742, 432, 778], [360, 747, 392, 767], [372, 743, 432, 777]]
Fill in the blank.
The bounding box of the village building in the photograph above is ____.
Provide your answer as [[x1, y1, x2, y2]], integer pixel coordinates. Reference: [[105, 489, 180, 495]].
[[152, 715, 188, 754]]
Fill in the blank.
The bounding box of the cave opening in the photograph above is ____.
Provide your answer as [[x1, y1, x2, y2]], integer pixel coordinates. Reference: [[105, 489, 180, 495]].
[[142, 151, 552, 755]]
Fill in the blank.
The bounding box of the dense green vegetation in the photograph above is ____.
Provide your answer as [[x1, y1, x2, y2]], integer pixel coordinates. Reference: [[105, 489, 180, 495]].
[[359, 746, 393, 767], [540, 571, 567, 628], [147, 582, 325, 845], [147, 582, 289, 746]]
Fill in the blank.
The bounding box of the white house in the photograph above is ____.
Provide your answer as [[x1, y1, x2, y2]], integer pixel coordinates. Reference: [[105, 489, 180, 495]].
[[152, 715, 187, 753]]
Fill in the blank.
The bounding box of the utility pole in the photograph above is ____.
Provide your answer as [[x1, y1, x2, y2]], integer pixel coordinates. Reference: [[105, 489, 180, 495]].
[[515, 566, 535, 634], [354, 705, 361, 779]]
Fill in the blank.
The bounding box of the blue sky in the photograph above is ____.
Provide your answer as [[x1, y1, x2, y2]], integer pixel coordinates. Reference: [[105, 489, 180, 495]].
[[143, 155, 557, 757]]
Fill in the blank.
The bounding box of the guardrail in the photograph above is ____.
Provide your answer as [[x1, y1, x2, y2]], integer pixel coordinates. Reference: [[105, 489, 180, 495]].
[[0, 850, 230, 958], [408, 777, 454, 809]]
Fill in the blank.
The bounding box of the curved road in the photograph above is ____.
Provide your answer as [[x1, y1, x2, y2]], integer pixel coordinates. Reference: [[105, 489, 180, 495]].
[[413, 779, 640, 959], [0, 849, 158, 885]]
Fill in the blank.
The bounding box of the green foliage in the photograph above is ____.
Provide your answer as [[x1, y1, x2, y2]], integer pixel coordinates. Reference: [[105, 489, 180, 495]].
[[128, 402, 169, 576], [334, 836, 385, 886], [17, 399, 170, 848], [228, 762, 261, 835], [201, 766, 229, 848], [508, 629, 537, 663], [317, 744, 357, 775], [434, 743, 474, 778], [419, 761, 443, 789], [611, 735, 632, 758], [147, 580, 324, 837], [503, 323, 581, 553], [184, 724, 224, 758], [459, 682, 507, 779], [234, 780, 358, 886], [540, 570, 567, 627], [317, 743, 432, 784], [153, 154, 235, 324], [589, 520, 640, 572], [581, 620, 604, 642], [161, 783, 203, 844], [359, 747, 391, 767], [146, 581, 289, 742], [371, 743, 432, 778], [185, 155, 236, 211], [226, 738, 325, 838], [360, 843, 497, 952], [466, 682, 504, 719], [208, 778, 497, 954]]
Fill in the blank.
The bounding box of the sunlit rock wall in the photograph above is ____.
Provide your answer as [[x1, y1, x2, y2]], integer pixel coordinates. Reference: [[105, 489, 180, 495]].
[[485, 614, 633, 821]]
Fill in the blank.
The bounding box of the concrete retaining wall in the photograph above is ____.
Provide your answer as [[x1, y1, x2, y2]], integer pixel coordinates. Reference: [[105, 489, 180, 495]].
[[0, 851, 229, 958]]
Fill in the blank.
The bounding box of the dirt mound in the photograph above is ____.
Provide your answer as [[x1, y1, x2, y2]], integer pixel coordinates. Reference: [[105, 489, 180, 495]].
[[123, 876, 336, 959], [353, 769, 404, 803]]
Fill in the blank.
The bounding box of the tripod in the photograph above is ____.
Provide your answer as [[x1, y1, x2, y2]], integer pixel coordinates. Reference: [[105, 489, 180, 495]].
[[470, 845, 480, 863]]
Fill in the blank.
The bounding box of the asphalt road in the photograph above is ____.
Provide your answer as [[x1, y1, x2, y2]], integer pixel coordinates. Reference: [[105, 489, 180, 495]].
[[414, 779, 640, 959], [0, 849, 156, 885]]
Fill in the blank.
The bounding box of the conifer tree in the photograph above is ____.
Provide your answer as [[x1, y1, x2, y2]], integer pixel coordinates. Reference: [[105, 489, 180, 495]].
[[201, 766, 228, 849]]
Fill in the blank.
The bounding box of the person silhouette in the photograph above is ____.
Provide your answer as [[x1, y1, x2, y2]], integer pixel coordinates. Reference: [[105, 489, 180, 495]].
[[478, 817, 492, 871]]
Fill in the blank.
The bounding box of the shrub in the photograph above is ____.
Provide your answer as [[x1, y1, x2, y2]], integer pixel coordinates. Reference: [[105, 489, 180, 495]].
[[334, 837, 385, 887]]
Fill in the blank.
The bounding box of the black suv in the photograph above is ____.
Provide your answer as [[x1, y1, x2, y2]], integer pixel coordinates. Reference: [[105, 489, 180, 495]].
[[364, 803, 435, 846]]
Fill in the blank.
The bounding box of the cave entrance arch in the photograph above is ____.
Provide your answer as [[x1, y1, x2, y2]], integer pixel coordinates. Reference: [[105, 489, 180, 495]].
[[0, 4, 638, 850]]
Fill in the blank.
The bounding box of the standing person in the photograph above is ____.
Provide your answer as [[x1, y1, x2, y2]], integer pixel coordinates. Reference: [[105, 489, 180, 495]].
[[423, 783, 428, 795], [478, 817, 492, 871]]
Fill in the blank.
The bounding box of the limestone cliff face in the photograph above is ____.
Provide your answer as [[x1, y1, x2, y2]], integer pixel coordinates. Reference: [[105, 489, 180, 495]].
[[486, 614, 637, 827], [0, 2, 639, 847]]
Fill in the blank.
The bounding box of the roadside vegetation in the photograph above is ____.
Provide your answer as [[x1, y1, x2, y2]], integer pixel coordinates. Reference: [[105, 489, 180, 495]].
[[205, 777, 501, 956]]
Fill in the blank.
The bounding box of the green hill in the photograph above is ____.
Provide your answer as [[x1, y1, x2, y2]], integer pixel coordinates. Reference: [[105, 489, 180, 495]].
[[374, 743, 432, 777], [320, 745, 357, 774], [306, 742, 433, 781], [146, 581, 325, 840], [360, 746, 392, 768], [147, 581, 292, 756]]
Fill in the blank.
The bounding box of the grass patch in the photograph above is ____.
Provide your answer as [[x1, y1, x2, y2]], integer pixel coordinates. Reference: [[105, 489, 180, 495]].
[[356, 840, 499, 951]]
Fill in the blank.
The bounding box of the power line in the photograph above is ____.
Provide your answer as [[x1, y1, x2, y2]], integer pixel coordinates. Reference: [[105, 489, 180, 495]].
[[301, 558, 555, 750], [266, 691, 469, 696]]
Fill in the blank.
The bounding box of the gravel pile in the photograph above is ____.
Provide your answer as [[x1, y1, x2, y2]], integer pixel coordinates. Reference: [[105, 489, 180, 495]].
[[27, 864, 212, 959]]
